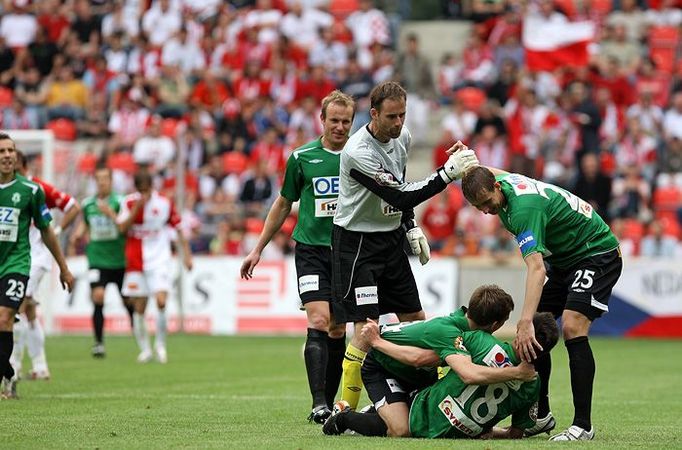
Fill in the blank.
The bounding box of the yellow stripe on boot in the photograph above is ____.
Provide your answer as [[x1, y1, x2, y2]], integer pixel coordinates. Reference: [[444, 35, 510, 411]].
[[340, 343, 366, 410]]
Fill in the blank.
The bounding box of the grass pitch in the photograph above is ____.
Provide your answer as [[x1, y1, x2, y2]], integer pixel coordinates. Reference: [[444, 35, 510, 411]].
[[4, 335, 681, 449]]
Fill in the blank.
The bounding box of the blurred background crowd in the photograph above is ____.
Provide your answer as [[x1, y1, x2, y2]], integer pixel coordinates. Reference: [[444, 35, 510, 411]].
[[0, 0, 680, 260]]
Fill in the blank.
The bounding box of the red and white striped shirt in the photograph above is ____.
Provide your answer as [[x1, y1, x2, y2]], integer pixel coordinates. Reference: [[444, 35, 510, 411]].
[[118, 190, 180, 272]]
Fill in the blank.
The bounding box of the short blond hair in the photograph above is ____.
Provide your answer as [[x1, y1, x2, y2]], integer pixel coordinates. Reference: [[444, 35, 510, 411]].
[[321, 90, 355, 119]]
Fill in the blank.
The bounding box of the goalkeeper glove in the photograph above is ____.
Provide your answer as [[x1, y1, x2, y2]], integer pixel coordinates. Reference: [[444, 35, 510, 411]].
[[442, 149, 479, 181], [406, 226, 431, 265]]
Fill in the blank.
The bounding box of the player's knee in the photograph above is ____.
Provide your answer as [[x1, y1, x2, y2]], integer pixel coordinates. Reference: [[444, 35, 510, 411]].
[[307, 311, 330, 331], [0, 308, 14, 330], [561, 319, 586, 340], [328, 322, 346, 339], [386, 423, 410, 438], [92, 289, 105, 305]]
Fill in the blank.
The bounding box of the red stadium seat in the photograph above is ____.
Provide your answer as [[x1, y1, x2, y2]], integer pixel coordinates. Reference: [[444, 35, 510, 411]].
[[77, 152, 97, 174], [107, 152, 136, 174], [244, 217, 265, 234], [455, 87, 487, 112], [659, 216, 681, 238], [161, 118, 180, 138], [223, 151, 248, 175], [46, 118, 77, 141], [589, 0, 613, 16], [650, 47, 677, 73], [329, 0, 359, 19], [0, 87, 13, 107], [622, 219, 645, 241], [649, 26, 679, 47]]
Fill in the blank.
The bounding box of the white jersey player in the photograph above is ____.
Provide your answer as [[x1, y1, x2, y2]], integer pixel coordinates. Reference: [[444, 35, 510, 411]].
[[114, 170, 192, 363]]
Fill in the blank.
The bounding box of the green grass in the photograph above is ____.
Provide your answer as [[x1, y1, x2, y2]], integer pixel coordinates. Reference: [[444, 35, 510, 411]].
[[4, 336, 681, 449]]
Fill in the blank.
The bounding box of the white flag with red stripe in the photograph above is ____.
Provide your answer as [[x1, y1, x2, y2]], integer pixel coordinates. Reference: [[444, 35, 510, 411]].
[[523, 14, 595, 72]]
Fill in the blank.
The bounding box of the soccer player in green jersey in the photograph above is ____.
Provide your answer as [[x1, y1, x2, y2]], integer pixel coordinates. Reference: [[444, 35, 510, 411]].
[[0, 132, 74, 399], [69, 164, 133, 358], [461, 161, 622, 441], [323, 284, 537, 437], [240, 90, 355, 424]]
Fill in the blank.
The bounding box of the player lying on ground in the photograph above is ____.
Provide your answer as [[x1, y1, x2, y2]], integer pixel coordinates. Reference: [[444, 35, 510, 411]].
[[324, 312, 558, 438]]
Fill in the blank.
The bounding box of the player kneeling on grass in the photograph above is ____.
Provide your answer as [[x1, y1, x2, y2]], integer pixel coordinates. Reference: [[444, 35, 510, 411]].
[[324, 312, 558, 439]]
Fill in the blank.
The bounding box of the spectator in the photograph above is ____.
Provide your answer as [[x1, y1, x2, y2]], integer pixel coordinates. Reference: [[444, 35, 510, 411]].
[[14, 66, 47, 127], [3, 97, 34, 129], [0, 36, 16, 86], [280, 1, 333, 50], [27, 26, 58, 77], [346, 0, 391, 69], [606, 0, 647, 43], [441, 96, 477, 144], [45, 66, 88, 121], [155, 64, 190, 118], [209, 220, 243, 255], [108, 94, 150, 150], [663, 92, 682, 144], [616, 117, 657, 182], [572, 153, 613, 221], [479, 222, 517, 263], [420, 190, 458, 252], [452, 30, 495, 89], [71, 0, 102, 53], [249, 126, 286, 174], [269, 58, 298, 107], [308, 26, 349, 74], [472, 123, 508, 169], [190, 69, 230, 115], [77, 91, 109, 138], [634, 58, 670, 109], [609, 218, 637, 257], [640, 220, 678, 258], [161, 28, 206, 77], [297, 64, 337, 104], [338, 58, 374, 131], [101, 0, 140, 42], [611, 164, 652, 221], [644, 0, 682, 27], [568, 81, 602, 159], [142, 0, 182, 47], [0, 1, 38, 49], [394, 33, 436, 145], [104, 31, 130, 75], [244, 0, 283, 45], [597, 24, 641, 77], [239, 159, 275, 218], [133, 115, 176, 176], [626, 89, 663, 138], [505, 86, 550, 177], [36, 0, 70, 45]]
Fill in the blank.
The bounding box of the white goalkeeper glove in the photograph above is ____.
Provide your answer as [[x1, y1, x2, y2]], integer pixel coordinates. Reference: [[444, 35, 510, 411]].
[[406, 226, 431, 265], [442, 149, 479, 181]]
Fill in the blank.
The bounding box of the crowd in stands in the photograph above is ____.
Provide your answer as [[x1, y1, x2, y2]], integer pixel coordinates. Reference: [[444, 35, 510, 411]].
[[0, 0, 680, 259]]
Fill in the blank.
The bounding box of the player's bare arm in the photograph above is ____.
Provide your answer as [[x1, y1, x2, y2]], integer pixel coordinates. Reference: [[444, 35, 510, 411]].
[[176, 230, 193, 271], [240, 195, 293, 279], [40, 225, 74, 292], [361, 320, 439, 367], [514, 252, 546, 362], [444, 354, 536, 385], [67, 218, 87, 256], [56, 200, 81, 235]]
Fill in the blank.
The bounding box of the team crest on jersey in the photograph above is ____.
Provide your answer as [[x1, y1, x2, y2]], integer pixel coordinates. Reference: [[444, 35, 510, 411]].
[[508, 174, 539, 196], [453, 336, 467, 352], [11, 193, 20, 204]]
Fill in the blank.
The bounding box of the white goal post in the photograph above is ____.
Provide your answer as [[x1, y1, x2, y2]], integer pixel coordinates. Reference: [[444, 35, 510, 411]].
[[4, 129, 55, 183]]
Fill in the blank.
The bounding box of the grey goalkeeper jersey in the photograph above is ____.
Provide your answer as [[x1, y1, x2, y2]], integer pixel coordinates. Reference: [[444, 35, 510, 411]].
[[334, 125, 451, 233]]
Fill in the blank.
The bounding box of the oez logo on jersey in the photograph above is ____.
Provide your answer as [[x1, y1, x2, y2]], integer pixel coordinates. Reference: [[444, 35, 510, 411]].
[[313, 177, 339, 217], [312, 176, 339, 196]]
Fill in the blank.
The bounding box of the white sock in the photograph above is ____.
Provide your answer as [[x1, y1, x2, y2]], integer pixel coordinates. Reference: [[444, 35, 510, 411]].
[[155, 309, 167, 350], [9, 316, 27, 374], [133, 313, 150, 353], [27, 319, 48, 373]]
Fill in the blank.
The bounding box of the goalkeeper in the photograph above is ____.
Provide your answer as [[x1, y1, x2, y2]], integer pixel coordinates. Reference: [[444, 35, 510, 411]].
[[331, 81, 479, 410]]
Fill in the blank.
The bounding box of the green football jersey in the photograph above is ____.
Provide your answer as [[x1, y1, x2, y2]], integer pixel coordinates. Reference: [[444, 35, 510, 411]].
[[371, 307, 470, 386], [280, 138, 340, 247], [496, 173, 619, 269], [0, 175, 51, 277], [82, 194, 125, 269], [409, 330, 539, 439]]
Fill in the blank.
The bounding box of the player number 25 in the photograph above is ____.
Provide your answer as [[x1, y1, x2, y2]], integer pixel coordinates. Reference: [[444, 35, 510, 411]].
[[571, 269, 595, 290]]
